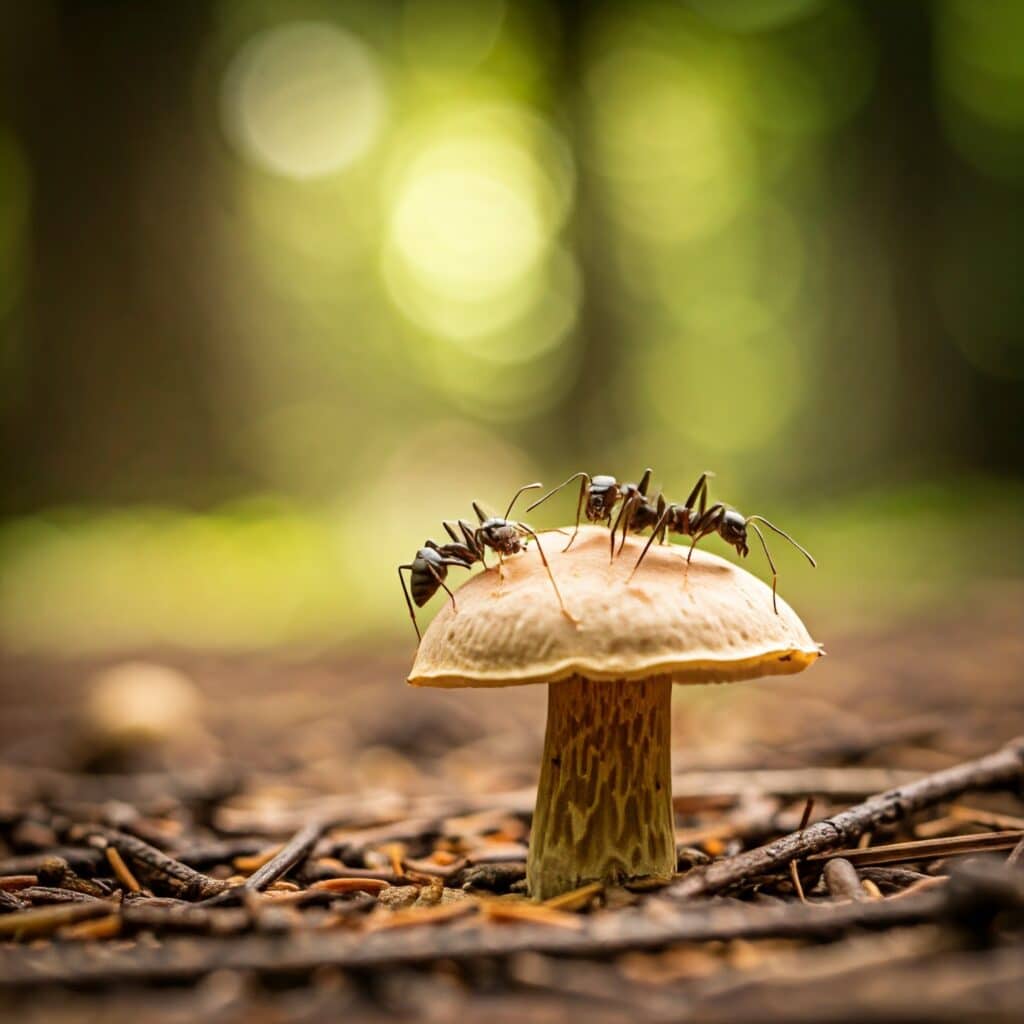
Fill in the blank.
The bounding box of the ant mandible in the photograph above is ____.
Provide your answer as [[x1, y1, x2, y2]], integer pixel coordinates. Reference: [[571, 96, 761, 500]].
[[629, 472, 816, 613], [526, 469, 656, 559]]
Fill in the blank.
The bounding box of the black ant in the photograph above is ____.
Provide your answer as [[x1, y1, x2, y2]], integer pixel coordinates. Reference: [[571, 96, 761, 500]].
[[526, 469, 656, 558], [398, 483, 573, 641], [629, 472, 816, 613]]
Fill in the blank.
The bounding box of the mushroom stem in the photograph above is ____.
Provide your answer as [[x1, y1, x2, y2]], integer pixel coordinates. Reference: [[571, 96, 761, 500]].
[[528, 675, 676, 900]]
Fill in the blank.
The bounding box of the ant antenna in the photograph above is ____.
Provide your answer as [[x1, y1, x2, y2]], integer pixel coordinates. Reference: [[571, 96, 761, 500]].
[[505, 482, 543, 519], [746, 521, 779, 614], [744, 515, 816, 615], [744, 516, 816, 567], [526, 472, 591, 553], [525, 472, 589, 514]]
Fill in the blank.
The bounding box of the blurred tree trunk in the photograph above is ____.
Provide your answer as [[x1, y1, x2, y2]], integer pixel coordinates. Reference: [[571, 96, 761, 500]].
[[2, 1, 241, 512]]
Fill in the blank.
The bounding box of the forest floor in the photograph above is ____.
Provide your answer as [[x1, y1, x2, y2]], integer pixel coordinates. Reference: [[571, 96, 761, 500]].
[[1, 585, 1023, 1022]]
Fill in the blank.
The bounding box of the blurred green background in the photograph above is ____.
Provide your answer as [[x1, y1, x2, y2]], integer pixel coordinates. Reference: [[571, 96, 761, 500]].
[[1, 0, 1022, 654]]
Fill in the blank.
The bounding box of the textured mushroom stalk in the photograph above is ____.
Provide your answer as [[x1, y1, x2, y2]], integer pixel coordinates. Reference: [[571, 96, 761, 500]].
[[528, 675, 676, 900]]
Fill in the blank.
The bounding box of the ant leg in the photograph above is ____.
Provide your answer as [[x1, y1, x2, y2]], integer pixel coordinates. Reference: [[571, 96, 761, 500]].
[[610, 468, 651, 557], [525, 473, 589, 551], [518, 525, 576, 623], [686, 531, 708, 564], [427, 563, 459, 614], [610, 492, 637, 559], [687, 505, 725, 564], [470, 528, 489, 570], [525, 472, 587, 515], [683, 472, 711, 517], [456, 520, 485, 565], [629, 506, 670, 581], [397, 565, 421, 642], [564, 474, 589, 552]]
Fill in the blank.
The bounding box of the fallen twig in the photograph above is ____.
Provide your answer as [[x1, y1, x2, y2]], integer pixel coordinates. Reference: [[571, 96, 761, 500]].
[[202, 819, 327, 906], [83, 828, 226, 900], [806, 830, 1024, 867], [670, 737, 1024, 900]]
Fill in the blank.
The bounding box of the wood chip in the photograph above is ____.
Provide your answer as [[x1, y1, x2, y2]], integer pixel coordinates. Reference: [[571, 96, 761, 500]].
[[106, 846, 142, 893], [0, 876, 36, 892], [310, 877, 391, 895], [481, 899, 584, 930], [59, 912, 123, 941], [233, 845, 283, 874], [369, 900, 477, 930], [542, 881, 603, 912]]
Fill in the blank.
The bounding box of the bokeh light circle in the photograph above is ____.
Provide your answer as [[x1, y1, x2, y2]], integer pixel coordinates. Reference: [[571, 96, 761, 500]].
[[382, 106, 575, 342], [221, 22, 387, 180], [391, 153, 544, 299]]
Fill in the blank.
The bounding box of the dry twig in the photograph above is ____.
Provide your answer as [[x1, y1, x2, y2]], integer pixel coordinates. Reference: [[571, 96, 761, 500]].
[[670, 737, 1024, 900]]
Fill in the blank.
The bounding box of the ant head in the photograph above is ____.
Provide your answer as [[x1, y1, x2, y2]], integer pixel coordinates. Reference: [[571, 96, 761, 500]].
[[720, 509, 749, 557], [586, 476, 618, 519], [480, 518, 523, 554]]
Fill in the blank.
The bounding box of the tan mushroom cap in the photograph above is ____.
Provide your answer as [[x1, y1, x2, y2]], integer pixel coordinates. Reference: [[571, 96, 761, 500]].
[[409, 525, 821, 689]]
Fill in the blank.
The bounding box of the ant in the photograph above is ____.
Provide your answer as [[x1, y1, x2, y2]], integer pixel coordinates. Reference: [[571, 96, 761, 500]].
[[629, 472, 816, 613], [398, 483, 573, 641], [526, 469, 657, 558]]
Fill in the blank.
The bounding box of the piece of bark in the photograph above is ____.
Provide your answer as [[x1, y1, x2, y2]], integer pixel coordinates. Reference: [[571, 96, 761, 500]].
[[18, 886, 105, 905], [823, 859, 867, 902]]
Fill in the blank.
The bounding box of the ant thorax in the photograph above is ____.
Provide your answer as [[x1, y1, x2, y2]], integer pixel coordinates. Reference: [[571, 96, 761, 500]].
[[666, 505, 693, 535], [418, 546, 445, 567], [629, 498, 661, 531]]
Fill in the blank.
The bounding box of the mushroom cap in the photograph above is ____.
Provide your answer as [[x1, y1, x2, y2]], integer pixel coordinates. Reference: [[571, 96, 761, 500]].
[[409, 526, 821, 689]]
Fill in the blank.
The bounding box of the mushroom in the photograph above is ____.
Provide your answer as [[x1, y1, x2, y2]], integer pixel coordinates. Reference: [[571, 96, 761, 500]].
[[408, 525, 821, 900]]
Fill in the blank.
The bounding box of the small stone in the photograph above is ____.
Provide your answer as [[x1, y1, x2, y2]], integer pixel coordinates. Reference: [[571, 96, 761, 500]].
[[377, 885, 419, 909]]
